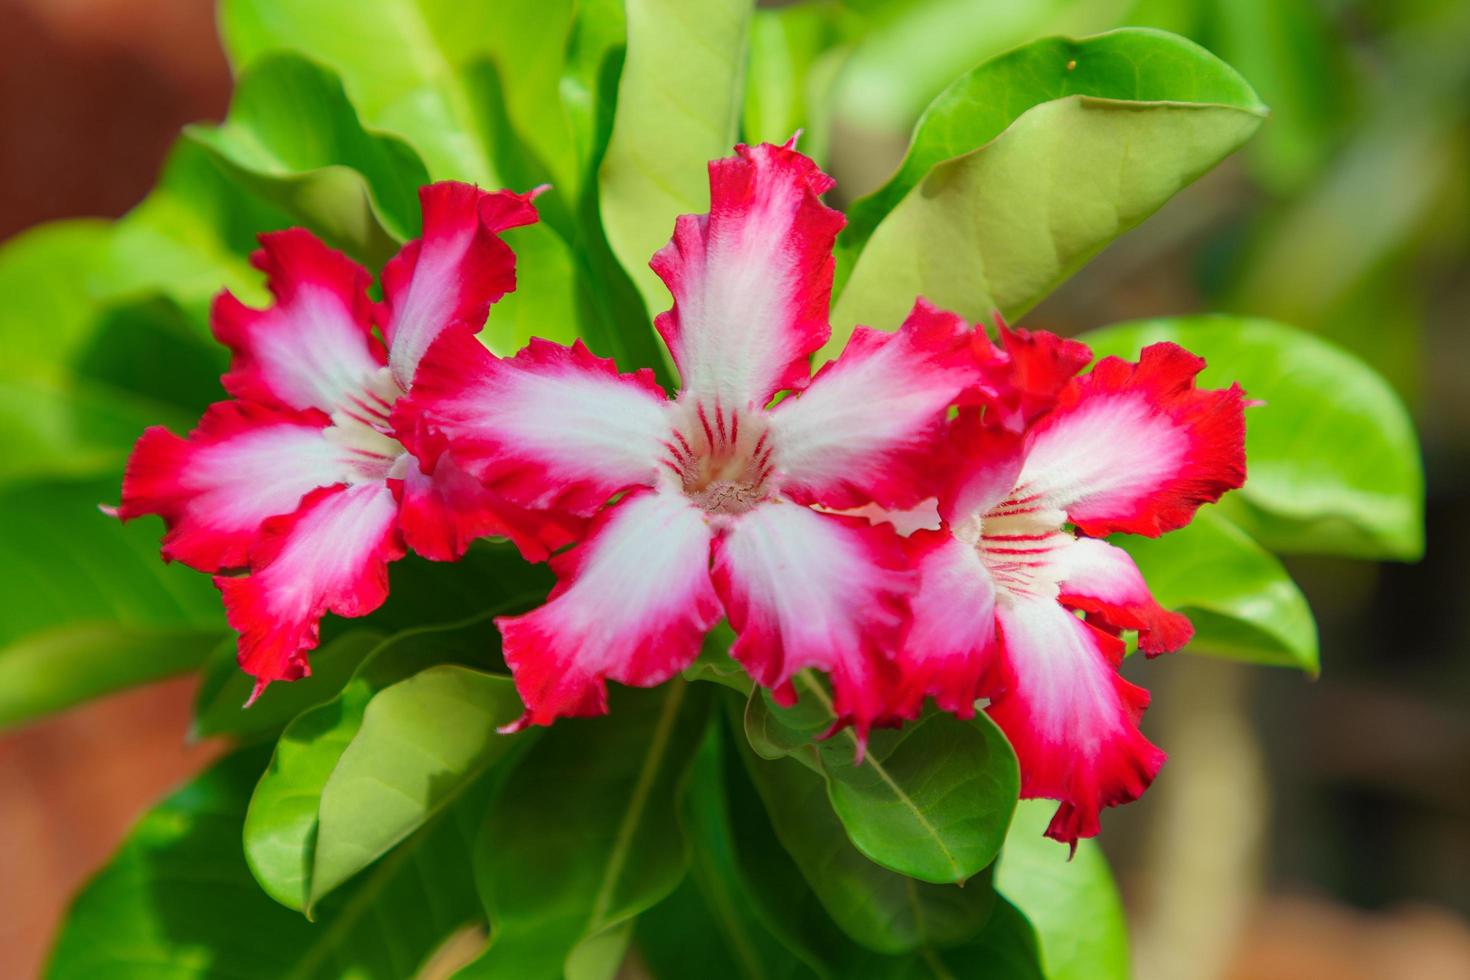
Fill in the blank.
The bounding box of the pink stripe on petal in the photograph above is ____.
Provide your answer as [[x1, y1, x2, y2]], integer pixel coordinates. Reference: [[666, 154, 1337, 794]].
[[1017, 342, 1247, 537], [893, 530, 998, 719], [1056, 536, 1193, 655], [212, 229, 382, 415], [383, 182, 539, 388], [398, 332, 670, 517], [772, 299, 980, 510], [988, 598, 1165, 847], [496, 489, 720, 729], [218, 482, 404, 688], [712, 501, 910, 743], [650, 142, 845, 408], [119, 401, 350, 572]]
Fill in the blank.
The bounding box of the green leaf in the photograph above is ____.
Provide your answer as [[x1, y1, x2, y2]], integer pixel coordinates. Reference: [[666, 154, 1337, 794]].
[[742, 2, 853, 156], [829, 28, 1267, 349], [745, 674, 1019, 885], [309, 665, 526, 909], [0, 479, 225, 729], [192, 630, 384, 741], [47, 748, 488, 980], [736, 732, 997, 955], [108, 140, 294, 312], [1081, 315, 1424, 559], [461, 681, 710, 979], [636, 730, 820, 980], [996, 800, 1129, 980], [185, 53, 431, 267], [598, 0, 753, 314], [1117, 507, 1318, 673], [0, 225, 222, 487], [243, 611, 519, 911]]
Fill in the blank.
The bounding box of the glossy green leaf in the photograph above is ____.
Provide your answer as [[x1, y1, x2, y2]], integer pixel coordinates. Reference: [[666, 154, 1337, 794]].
[[185, 53, 430, 266], [996, 800, 1129, 980], [598, 0, 753, 313], [0, 479, 224, 729], [243, 611, 518, 911], [460, 681, 710, 979], [746, 674, 1019, 884], [191, 630, 384, 741], [47, 748, 487, 979], [829, 29, 1266, 349], [737, 734, 997, 955], [1081, 316, 1424, 559], [310, 665, 526, 909], [1118, 507, 1318, 673], [842, 29, 1264, 262]]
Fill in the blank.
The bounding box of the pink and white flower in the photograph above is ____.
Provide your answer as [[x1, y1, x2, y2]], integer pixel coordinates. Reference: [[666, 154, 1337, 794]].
[[398, 142, 982, 741], [898, 326, 1248, 846], [118, 183, 569, 698]]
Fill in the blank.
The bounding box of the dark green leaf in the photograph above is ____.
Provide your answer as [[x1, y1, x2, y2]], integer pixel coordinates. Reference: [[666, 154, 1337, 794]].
[[736, 730, 997, 955], [460, 681, 711, 979], [1081, 315, 1424, 559], [745, 674, 1019, 884], [47, 748, 487, 979], [192, 630, 384, 741]]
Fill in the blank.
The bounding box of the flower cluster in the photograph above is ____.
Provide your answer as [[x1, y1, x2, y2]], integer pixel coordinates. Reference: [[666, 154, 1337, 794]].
[[121, 141, 1246, 844]]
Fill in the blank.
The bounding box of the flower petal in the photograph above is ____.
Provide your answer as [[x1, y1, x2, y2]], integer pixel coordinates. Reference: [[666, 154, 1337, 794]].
[[771, 299, 979, 510], [118, 401, 352, 572], [1015, 342, 1247, 537], [712, 501, 909, 745], [894, 530, 997, 718], [397, 332, 670, 516], [979, 322, 1093, 430], [988, 597, 1165, 847], [394, 453, 581, 564], [382, 182, 539, 388], [650, 141, 845, 408], [212, 229, 382, 415], [1055, 536, 1193, 655], [217, 482, 405, 692], [496, 489, 720, 729]]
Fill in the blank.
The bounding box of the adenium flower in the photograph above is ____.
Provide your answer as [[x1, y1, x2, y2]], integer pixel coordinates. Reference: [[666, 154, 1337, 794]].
[[118, 183, 568, 698], [898, 324, 1247, 845], [397, 141, 981, 740]]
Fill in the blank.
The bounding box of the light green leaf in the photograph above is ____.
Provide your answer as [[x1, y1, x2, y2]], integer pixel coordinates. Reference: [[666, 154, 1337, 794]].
[[745, 674, 1019, 885], [185, 53, 431, 266], [1081, 315, 1424, 559], [598, 0, 753, 314], [47, 748, 487, 980], [1117, 507, 1318, 673], [309, 665, 526, 909], [830, 29, 1266, 350], [192, 630, 384, 741], [460, 681, 710, 979], [0, 479, 225, 729], [996, 800, 1129, 980], [742, 2, 854, 157], [736, 732, 998, 956], [243, 612, 518, 912]]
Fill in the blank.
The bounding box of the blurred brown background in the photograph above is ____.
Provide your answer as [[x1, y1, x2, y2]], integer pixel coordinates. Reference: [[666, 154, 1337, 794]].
[[1, 1, 1466, 978]]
